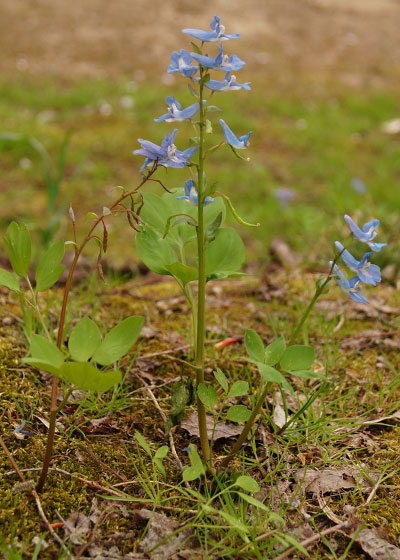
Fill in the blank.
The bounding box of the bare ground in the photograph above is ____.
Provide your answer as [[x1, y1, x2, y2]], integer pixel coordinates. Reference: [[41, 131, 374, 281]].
[[0, 0, 400, 89]]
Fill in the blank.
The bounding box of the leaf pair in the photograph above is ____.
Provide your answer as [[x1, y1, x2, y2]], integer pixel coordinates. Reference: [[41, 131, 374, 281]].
[[0, 221, 65, 292], [245, 330, 322, 390], [23, 315, 143, 393]]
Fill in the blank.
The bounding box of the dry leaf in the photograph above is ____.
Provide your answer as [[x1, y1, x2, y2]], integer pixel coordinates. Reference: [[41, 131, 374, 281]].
[[137, 509, 192, 558], [181, 412, 242, 441], [63, 511, 91, 544], [272, 403, 287, 429], [341, 528, 400, 560], [294, 467, 375, 495]]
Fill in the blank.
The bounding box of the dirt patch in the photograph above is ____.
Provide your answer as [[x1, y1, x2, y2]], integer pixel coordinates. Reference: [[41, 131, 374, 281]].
[[0, 0, 399, 88]]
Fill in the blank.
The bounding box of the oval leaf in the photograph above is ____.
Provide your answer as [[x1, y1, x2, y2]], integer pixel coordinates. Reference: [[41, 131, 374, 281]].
[[35, 240, 65, 292], [226, 405, 252, 423], [136, 228, 177, 275], [60, 362, 121, 392], [227, 381, 249, 398], [214, 368, 228, 393], [265, 338, 286, 366], [28, 334, 64, 369], [257, 363, 286, 384], [245, 329, 265, 362], [234, 475, 260, 494], [69, 317, 102, 362], [3, 221, 31, 277], [197, 383, 218, 410], [0, 268, 20, 293], [280, 345, 315, 371], [93, 316, 144, 366], [205, 227, 245, 276]]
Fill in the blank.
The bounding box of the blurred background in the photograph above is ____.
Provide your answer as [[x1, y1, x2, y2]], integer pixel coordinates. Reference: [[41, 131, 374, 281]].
[[0, 0, 399, 274]]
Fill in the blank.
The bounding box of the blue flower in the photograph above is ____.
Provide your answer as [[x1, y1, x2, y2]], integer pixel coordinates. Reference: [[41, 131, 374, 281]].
[[191, 45, 245, 72], [334, 241, 381, 286], [219, 119, 252, 149], [154, 97, 202, 123], [133, 129, 198, 171], [176, 179, 214, 206], [329, 263, 369, 304], [344, 214, 386, 252], [168, 50, 198, 78], [196, 72, 251, 92], [182, 15, 240, 43]]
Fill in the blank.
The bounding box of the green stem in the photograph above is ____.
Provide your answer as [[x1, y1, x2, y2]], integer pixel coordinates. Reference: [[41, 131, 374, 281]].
[[195, 70, 214, 474], [26, 277, 51, 341], [221, 383, 271, 469], [222, 259, 339, 469]]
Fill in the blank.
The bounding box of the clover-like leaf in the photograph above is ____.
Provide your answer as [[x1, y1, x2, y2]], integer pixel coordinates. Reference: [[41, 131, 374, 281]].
[[245, 329, 264, 362], [280, 345, 315, 372], [92, 316, 143, 366]]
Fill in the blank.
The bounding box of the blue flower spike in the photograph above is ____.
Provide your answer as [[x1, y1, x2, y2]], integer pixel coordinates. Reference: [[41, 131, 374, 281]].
[[133, 129, 198, 171], [344, 214, 387, 252], [154, 97, 203, 123], [168, 49, 198, 78], [182, 15, 240, 43], [197, 71, 251, 92], [220, 119, 252, 149], [191, 44, 245, 72], [176, 179, 214, 206], [334, 241, 381, 286], [329, 263, 369, 304]]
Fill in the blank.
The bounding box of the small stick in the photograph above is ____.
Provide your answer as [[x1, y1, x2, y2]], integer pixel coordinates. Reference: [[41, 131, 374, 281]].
[[271, 520, 351, 560]]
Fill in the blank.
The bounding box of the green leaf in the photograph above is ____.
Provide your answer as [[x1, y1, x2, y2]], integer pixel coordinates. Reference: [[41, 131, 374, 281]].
[[227, 381, 249, 398], [68, 317, 102, 362], [234, 475, 260, 493], [191, 42, 201, 55], [245, 329, 265, 362], [35, 240, 65, 292], [3, 222, 31, 277], [205, 212, 222, 242], [188, 83, 199, 98], [0, 268, 20, 292], [206, 105, 222, 113], [92, 316, 143, 366], [237, 492, 269, 511], [29, 334, 64, 368], [290, 370, 324, 379], [136, 227, 177, 275], [205, 227, 245, 277], [265, 338, 286, 366], [214, 368, 228, 393], [85, 212, 98, 220], [226, 405, 252, 423], [22, 358, 61, 376], [197, 383, 218, 410], [182, 445, 206, 482], [135, 430, 152, 456], [257, 363, 286, 384], [205, 119, 213, 134], [154, 446, 169, 460], [103, 206, 112, 216], [165, 262, 198, 286], [60, 361, 121, 392], [280, 345, 315, 371], [216, 510, 249, 533]]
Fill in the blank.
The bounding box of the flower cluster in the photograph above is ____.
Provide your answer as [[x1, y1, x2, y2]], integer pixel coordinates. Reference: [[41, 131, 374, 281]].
[[133, 15, 252, 203], [330, 215, 386, 304]]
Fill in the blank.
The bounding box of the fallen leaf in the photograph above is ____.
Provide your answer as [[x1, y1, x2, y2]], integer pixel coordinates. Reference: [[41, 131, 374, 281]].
[[181, 412, 242, 441], [272, 403, 287, 429], [341, 528, 400, 560], [137, 509, 192, 558], [63, 511, 91, 544], [294, 467, 376, 495]]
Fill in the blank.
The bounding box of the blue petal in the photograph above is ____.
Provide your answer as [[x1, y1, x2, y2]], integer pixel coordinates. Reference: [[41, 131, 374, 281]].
[[178, 103, 201, 120], [184, 179, 195, 197], [367, 241, 387, 252], [335, 241, 360, 271]]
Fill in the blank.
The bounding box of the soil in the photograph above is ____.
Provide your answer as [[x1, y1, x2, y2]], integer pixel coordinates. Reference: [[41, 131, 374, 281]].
[[0, 0, 399, 89]]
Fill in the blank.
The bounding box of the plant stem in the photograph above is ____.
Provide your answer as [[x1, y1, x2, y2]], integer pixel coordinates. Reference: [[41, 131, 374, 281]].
[[221, 383, 271, 469], [195, 71, 214, 474], [36, 170, 155, 493]]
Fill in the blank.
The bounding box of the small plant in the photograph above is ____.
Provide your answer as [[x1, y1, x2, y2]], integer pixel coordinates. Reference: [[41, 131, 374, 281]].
[[0, 166, 165, 491]]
